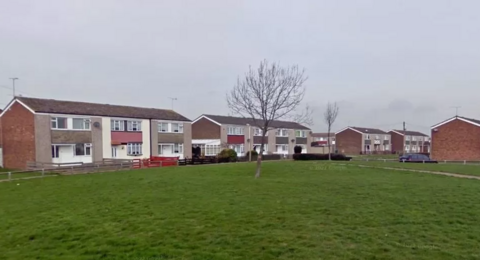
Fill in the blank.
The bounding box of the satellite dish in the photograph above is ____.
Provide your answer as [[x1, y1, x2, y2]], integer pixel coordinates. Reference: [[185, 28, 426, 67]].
[[93, 122, 101, 128]]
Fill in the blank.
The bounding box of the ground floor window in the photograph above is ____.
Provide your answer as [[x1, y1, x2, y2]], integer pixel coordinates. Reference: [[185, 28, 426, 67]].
[[127, 143, 142, 156], [253, 144, 267, 154], [205, 145, 221, 156], [276, 144, 288, 153], [296, 144, 307, 153], [384, 144, 390, 151], [159, 143, 183, 155], [229, 144, 244, 155], [75, 143, 92, 156]]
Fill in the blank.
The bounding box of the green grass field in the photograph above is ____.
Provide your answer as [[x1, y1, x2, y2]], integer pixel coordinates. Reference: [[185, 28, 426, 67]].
[[1, 161, 480, 259], [342, 160, 480, 176]]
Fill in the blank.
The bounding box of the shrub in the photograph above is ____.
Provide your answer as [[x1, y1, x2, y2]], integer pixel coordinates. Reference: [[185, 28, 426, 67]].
[[218, 149, 238, 162], [245, 150, 259, 157], [294, 145, 302, 154], [293, 153, 352, 161]]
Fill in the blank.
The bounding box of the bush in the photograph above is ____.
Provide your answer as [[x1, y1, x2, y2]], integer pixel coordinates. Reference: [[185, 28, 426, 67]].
[[245, 150, 259, 157], [218, 149, 238, 162], [293, 153, 352, 161], [294, 145, 303, 154]]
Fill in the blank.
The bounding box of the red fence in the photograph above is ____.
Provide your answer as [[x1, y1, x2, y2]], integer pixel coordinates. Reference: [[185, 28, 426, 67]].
[[132, 156, 179, 169]]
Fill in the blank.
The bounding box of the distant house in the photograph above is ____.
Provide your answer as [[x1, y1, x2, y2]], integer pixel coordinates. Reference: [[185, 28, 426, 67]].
[[388, 130, 430, 154], [336, 127, 390, 154], [431, 116, 480, 161], [310, 133, 335, 154], [191, 114, 311, 156]]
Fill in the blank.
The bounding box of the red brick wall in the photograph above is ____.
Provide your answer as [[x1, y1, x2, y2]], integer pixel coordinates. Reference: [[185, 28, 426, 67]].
[[336, 129, 362, 155], [390, 132, 404, 153], [192, 118, 221, 139], [1, 102, 36, 169], [431, 119, 480, 161]]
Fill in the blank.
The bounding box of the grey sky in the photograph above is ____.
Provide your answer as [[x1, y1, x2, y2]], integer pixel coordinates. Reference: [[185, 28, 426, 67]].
[[1, 0, 479, 134]]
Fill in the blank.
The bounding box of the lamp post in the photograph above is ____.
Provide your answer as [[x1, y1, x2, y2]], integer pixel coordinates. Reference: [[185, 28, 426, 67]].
[[9, 77, 18, 96], [247, 124, 251, 162]]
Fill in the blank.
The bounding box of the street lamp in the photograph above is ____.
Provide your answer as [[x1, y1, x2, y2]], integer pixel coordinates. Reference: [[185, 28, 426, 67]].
[[9, 77, 18, 96]]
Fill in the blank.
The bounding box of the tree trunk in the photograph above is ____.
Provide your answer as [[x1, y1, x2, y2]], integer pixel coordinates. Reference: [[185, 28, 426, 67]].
[[255, 134, 266, 178], [328, 126, 331, 161]]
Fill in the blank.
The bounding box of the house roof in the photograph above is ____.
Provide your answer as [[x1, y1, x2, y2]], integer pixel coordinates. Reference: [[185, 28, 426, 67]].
[[311, 132, 335, 138], [389, 130, 429, 137], [196, 114, 310, 130], [6, 97, 190, 121], [431, 116, 480, 129], [349, 127, 387, 135]]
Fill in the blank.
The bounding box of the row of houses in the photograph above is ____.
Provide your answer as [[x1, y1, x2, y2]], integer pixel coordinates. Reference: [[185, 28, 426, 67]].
[[312, 116, 480, 162], [0, 97, 312, 169], [1, 97, 479, 169]]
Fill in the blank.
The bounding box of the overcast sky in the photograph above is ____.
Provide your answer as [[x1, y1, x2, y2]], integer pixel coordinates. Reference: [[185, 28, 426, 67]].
[[1, 0, 479, 134]]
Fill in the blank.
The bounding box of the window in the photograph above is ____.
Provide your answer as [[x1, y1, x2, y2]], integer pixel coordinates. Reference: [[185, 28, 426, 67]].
[[174, 143, 183, 154], [412, 136, 416, 141], [424, 137, 429, 142], [229, 144, 244, 154], [406, 136, 411, 141], [384, 144, 390, 151], [72, 118, 91, 130], [276, 129, 288, 137], [253, 144, 267, 154], [276, 144, 288, 152], [51, 145, 60, 158], [384, 135, 388, 140], [171, 123, 184, 133], [127, 143, 142, 155], [366, 134, 370, 140], [254, 128, 263, 136], [227, 126, 244, 135], [158, 122, 169, 132], [75, 143, 92, 156], [111, 120, 125, 131], [405, 145, 410, 151], [127, 121, 142, 131], [375, 135, 379, 140], [296, 130, 306, 138], [51, 117, 67, 129]]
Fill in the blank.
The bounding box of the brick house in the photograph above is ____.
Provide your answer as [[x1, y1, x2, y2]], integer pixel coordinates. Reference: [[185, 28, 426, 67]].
[[388, 130, 430, 154], [191, 114, 311, 156], [336, 127, 390, 155], [430, 116, 480, 161], [0, 97, 191, 169], [310, 133, 336, 154]]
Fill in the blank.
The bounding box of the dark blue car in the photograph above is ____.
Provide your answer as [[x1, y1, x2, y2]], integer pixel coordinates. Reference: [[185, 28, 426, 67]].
[[399, 154, 438, 163]]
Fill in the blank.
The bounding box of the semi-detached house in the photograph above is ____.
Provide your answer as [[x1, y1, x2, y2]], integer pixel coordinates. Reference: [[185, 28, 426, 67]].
[[191, 114, 311, 156], [0, 97, 191, 169]]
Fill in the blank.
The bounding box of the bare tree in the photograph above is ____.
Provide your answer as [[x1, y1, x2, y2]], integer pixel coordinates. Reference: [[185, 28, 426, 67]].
[[227, 59, 311, 178], [323, 102, 339, 160]]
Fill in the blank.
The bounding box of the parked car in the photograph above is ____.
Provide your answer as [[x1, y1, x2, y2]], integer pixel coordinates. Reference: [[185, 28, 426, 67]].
[[399, 154, 438, 163]]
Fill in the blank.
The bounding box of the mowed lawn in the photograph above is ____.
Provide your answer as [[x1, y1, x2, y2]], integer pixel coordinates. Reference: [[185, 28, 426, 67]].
[[1, 162, 480, 259], [342, 160, 480, 176]]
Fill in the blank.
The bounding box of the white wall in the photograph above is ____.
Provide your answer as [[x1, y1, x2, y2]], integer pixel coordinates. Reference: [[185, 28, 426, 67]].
[[141, 120, 151, 157], [102, 117, 112, 158]]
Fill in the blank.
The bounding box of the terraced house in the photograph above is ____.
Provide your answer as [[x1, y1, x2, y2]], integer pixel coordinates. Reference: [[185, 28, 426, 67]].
[[336, 127, 391, 154], [191, 114, 311, 156], [0, 97, 191, 169], [388, 130, 430, 154]]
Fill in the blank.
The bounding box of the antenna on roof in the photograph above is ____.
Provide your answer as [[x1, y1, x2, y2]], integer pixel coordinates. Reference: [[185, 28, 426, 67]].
[[168, 97, 177, 110], [451, 106, 461, 117]]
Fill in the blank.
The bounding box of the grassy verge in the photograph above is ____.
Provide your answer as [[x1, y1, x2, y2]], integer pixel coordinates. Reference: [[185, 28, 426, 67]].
[[340, 160, 480, 176], [1, 161, 480, 259]]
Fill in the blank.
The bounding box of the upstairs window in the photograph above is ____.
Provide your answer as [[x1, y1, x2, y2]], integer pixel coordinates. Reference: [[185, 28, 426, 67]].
[[51, 117, 68, 129], [127, 121, 142, 131], [366, 134, 370, 140], [295, 130, 306, 138], [254, 128, 263, 136], [172, 123, 184, 133], [72, 118, 91, 130], [159, 122, 169, 132], [227, 127, 244, 135], [111, 120, 125, 131], [276, 129, 288, 137]]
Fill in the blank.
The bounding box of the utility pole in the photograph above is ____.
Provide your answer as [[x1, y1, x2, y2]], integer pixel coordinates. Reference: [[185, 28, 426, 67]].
[[9, 77, 18, 97], [169, 97, 177, 110]]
